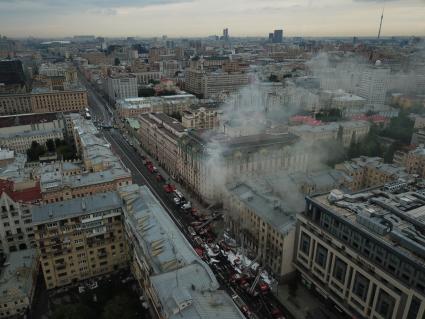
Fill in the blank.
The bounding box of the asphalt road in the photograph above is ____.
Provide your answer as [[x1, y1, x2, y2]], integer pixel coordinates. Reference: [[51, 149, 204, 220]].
[[81, 74, 293, 319]]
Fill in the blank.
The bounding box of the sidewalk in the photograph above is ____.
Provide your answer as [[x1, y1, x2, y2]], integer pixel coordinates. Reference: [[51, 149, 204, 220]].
[[123, 131, 211, 217]]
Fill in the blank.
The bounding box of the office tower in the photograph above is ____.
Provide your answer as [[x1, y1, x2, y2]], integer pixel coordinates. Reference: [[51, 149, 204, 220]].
[[223, 28, 229, 41], [273, 29, 283, 43], [358, 63, 390, 105]]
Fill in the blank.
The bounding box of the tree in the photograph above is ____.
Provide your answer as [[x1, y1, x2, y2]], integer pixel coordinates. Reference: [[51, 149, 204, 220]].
[[46, 139, 56, 153], [381, 110, 414, 144], [26, 141, 46, 162], [102, 294, 137, 319], [114, 57, 120, 66]]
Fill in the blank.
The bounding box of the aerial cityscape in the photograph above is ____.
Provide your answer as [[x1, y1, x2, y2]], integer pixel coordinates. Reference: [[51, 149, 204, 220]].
[[0, 0, 424, 319]]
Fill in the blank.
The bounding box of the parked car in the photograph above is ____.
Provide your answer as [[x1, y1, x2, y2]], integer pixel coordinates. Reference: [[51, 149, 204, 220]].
[[163, 184, 175, 193], [181, 201, 192, 210], [173, 197, 181, 205], [156, 174, 164, 182], [187, 226, 197, 236]]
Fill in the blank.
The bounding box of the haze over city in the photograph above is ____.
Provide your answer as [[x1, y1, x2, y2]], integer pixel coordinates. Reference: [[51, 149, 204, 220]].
[[1, 0, 425, 37]]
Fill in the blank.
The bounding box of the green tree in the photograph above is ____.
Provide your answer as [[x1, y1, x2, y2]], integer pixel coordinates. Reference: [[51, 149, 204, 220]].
[[26, 141, 46, 161], [46, 139, 56, 153], [381, 110, 414, 144], [102, 294, 137, 319]]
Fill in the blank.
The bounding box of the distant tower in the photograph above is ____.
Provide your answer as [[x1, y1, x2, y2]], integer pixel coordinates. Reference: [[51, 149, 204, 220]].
[[223, 28, 229, 41], [273, 29, 283, 43]]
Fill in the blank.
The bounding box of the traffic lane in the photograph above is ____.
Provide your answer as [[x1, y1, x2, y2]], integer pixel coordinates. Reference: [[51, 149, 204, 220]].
[[106, 129, 280, 319]]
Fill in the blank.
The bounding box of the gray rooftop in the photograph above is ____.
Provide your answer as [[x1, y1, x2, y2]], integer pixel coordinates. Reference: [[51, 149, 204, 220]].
[[32, 191, 122, 224], [0, 249, 37, 303]]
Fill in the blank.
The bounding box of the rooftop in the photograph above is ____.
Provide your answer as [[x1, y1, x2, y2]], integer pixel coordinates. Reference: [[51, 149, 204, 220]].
[[32, 191, 122, 224], [0, 249, 37, 303], [0, 112, 58, 128]]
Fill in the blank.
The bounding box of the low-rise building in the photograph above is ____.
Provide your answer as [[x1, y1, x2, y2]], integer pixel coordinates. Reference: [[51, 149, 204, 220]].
[[295, 184, 425, 319], [0, 128, 64, 153], [0, 249, 38, 318], [32, 192, 127, 289], [119, 184, 245, 319], [405, 146, 425, 178]]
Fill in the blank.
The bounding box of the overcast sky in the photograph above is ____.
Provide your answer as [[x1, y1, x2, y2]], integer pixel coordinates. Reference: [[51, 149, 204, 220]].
[[0, 0, 424, 38]]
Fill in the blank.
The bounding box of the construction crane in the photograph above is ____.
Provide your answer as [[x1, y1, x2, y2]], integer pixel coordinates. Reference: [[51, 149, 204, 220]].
[[369, 1, 386, 62]]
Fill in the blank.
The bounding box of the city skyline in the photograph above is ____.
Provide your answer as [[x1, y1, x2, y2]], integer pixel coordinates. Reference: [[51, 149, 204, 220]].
[[0, 0, 424, 38]]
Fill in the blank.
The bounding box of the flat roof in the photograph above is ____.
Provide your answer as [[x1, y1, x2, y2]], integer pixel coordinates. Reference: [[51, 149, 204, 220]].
[[32, 191, 122, 224]]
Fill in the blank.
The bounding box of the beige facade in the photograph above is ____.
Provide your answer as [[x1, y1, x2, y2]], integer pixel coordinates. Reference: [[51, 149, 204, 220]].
[[181, 107, 219, 130], [405, 146, 425, 178], [0, 129, 64, 153], [178, 131, 309, 203], [335, 156, 412, 191], [225, 183, 296, 279], [295, 188, 425, 319], [0, 89, 88, 115], [138, 112, 186, 178], [32, 192, 128, 289]]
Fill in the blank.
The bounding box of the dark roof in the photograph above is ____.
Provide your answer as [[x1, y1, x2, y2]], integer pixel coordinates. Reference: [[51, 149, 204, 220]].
[[0, 60, 25, 86], [0, 112, 58, 128]]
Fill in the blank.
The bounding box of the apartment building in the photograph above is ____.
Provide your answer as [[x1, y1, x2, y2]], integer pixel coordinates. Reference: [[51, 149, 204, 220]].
[[178, 130, 308, 203], [0, 249, 38, 318], [0, 128, 63, 153], [138, 112, 186, 178], [32, 192, 127, 289], [181, 106, 219, 130], [358, 65, 390, 105], [295, 184, 425, 319], [116, 93, 197, 118], [225, 183, 296, 279], [39, 161, 132, 203], [335, 156, 413, 192], [119, 184, 245, 319], [104, 74, 138, 103], [133, 71, 162, 85], [0, 179, 41, 254], [0, 89, 88, 115], [405, 146, 425, 178]]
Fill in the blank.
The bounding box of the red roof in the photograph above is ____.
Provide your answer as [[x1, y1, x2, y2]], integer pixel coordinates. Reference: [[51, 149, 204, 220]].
[[0, 179, 41, 203], [290, 115, 323, 126]]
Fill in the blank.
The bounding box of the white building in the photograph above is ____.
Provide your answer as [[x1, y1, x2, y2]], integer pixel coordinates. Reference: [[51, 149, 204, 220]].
[[104, 74, 138, 102], [358, 64, 390, 105]]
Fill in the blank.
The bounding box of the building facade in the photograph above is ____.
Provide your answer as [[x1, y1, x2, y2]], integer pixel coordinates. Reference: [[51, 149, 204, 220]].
[[32, 192, 128, 289], [294, 185, 425, 319]]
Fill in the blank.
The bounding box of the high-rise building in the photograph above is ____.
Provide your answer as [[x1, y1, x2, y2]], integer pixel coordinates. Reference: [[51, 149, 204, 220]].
[[273, 29, 283, 43], [0, 59, 26, 94], [358, 63, 390, 105], [104, 74, 138, 103], [223, 28, 229, 41]]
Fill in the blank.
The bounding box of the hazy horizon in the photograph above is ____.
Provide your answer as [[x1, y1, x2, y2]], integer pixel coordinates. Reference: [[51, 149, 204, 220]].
[[0, 0, 424, 38]]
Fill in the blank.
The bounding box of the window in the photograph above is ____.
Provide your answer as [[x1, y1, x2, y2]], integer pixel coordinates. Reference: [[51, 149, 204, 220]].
[[333, 257, 347, 283], [300, 232, 311, 255], [375, 290, 395, 319], [315, 244, 328, 268], [352, 272, 369, 301]]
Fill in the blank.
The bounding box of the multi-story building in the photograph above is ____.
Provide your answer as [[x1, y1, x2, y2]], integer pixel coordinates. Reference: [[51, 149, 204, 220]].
[[358, 65, 390, 105], [0, 128, 64, 153], [116, 93, 197, 118], [39, 161, 132, 203], [104, 74, 138, 103], [133, 71, 162, 85], [0, 249, 38, 318], [0, 179, 41, 253], [119, 184, 245, 319], [0, 89, 88, 115], [138, 112, 186, 178], [32, 192, 127, 289], [404, 146, 425, 178], [288, 121, 370, 147], [181, 106, 219, 130], [0, 60, 26, 94], [178, 130, 308, 203], [225, 183, 297, 279], [295, 184, 425, 319], [335, 156, 413, 191]]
